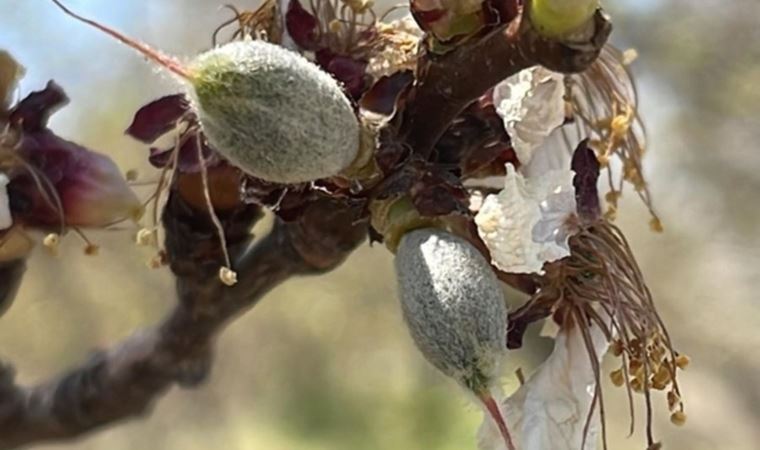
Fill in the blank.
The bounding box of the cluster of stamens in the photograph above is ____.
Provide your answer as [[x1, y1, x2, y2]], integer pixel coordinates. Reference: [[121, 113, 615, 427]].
[[544, 220, 686, 449], [563, 46, 662, 232]]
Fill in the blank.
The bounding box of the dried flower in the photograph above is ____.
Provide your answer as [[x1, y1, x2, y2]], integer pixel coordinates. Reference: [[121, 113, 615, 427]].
[[211, 1, 281, 46], [544, 221, 688, 448], [5, 81, 143, 229]]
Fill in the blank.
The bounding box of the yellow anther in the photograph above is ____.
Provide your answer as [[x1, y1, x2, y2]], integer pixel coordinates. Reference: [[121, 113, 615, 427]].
[[219, 266, 238, 286], [670, 411, 687, 426], [610, 368, 625, 387]]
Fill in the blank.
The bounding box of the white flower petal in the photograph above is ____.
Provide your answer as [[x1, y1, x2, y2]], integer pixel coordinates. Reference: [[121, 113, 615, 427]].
[[493, 67, 566, 166], [0, 173, 12, 230], [478, 323, 610, 450], [521, 131, 573, 178], [474, 164, 576, 274]]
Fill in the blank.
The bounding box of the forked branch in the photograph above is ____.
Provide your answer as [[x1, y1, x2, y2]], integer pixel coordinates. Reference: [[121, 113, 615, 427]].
[[0, 191, 367, 449]]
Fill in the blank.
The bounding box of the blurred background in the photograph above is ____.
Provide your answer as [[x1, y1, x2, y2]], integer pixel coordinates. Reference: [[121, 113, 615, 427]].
[[1, 1, 758, 449]]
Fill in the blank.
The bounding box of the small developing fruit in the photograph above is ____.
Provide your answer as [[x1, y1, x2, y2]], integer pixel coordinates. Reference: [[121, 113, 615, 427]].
[[51, 1, 360, 184], [187, 41, 360, 184], [395, 228, 515, 450]]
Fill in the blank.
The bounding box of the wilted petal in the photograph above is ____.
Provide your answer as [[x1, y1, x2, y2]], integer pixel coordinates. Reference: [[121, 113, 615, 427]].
[[493, 67, 565, 166], [475, 164, 576, 274], [571, 140, 602, 221], [0, 173, 12, 230], [478, 323, 610, 450], [359, 71, 414, 117], [125, 94, 189, 144], [8, 80, 67, 132], [11, 130, 142, 227], [315, 50, 368, 99], [285, 0, 319, 50]]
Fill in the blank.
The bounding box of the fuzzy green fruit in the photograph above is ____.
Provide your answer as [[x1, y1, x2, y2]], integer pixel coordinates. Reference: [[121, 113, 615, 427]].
[[395, 228, 507, 392], [188, 41, 360, 184], [50, 1, 360, 185], [396, 228, 516, 449]]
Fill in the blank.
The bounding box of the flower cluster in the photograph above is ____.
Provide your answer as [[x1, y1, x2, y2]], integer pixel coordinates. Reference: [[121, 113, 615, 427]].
[[31, 2, 685, 450], [1, 50, 142, 262], [470, 52, 686, 450]]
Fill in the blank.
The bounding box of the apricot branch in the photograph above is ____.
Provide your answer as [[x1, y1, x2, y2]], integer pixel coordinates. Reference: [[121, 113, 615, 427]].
[[400, 3, 611, 157], [0, 191, 366, 449]]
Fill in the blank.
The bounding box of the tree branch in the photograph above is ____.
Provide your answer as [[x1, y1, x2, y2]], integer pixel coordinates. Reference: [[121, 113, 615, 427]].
[[0, 3, 612, 447], [400, 5, 612, 157], [0, 191, 367, 449]]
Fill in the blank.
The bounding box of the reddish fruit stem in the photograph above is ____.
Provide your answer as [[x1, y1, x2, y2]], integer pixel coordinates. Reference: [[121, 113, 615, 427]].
[[50, 0, 191, 80], [480, 391, 517, 450]]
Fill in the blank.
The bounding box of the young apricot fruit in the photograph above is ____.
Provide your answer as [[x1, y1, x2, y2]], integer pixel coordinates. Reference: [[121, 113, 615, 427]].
[[395, 228, 516, 450], [51, 0, 360, 184]]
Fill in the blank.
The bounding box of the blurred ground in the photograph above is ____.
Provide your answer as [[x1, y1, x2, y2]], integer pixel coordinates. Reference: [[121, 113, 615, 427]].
[[1, 1, 759, 449]]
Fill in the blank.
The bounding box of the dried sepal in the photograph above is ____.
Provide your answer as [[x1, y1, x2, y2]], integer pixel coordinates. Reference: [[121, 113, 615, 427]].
[[125, 94, 189, 144], [436, 94, 519, 180]]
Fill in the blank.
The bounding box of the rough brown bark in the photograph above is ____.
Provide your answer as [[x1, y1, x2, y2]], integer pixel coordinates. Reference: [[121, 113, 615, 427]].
[[0, 192, 367, 449], [400, 7, 611, 157]]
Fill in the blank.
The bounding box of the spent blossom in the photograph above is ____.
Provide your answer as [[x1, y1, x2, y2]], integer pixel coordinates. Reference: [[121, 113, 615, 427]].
[[478, 320, 610, 450], [475, 163, 577, 275]]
